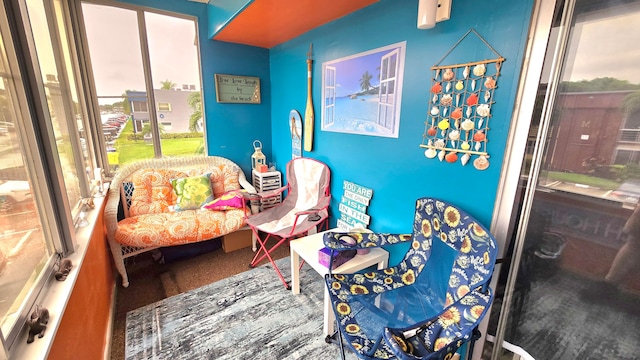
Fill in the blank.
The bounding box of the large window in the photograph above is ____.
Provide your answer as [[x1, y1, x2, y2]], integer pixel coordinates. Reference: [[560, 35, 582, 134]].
[[81, 3, 205, 172], [0, 0, 96, 354], [488, 1, 640, 359]]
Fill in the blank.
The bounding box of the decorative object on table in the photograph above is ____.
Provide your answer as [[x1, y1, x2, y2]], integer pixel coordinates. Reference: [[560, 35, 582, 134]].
[[318, 246, 357, 269], [26, 305, 49, 344], [251, 140, 266, 170], [214, 74, 260, 104], [82, 197, 95, 209], [93, 167, 105, 196], [55, 258, 73, 281], [304, 43, 315, 152], [321, 42, 406, 138], [289, 109, 302, 159], [420, 29, 505, 170], [337, 180, 373, 231]]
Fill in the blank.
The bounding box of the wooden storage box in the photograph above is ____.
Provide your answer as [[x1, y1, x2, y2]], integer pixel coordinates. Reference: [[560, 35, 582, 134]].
[[222, 228, 252, 253]]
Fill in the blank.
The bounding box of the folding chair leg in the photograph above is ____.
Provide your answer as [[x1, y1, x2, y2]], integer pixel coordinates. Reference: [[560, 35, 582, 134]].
[[249, 229, 291, 290], [336, 325, 346, 360]]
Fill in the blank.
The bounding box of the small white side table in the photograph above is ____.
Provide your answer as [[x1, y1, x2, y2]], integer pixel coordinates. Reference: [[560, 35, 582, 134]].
[[290, 229, 389, 337]]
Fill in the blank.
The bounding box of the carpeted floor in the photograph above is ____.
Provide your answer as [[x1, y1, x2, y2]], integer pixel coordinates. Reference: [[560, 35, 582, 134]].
[[110, 238, 292, 360], [124, 257, 357, 359]]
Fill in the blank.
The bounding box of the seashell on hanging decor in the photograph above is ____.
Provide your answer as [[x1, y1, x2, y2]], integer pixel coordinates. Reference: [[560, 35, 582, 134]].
[[484, 77, 496, 89], [445, 152, 458, 163], [473, 64, 486, 77], [477, 104, 491, 117], [440, 94, 453, 106], [473, 155, 490, 170], [461, 153, 470, 166], [461, 119, 474, 131], [431, 82, 442, 94], [451, 107, 463, 120], [443, 68, 455, 81], [466, 93, 478, 106], [473, 130, 486, 142], [449, 130, 460, 141]]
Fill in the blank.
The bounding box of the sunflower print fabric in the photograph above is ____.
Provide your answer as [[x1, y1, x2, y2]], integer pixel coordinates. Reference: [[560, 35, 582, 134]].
[[324, 198, 497, 360]]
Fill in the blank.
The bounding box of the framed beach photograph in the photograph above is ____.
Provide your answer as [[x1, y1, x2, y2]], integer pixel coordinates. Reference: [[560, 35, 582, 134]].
[[321, 42, 406, 138]]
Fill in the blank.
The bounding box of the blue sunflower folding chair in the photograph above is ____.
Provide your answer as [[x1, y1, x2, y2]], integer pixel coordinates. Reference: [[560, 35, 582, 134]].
[[323, 197, 498, 360]]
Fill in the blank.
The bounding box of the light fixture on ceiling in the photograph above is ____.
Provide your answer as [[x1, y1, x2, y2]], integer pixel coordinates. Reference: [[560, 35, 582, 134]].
[[187, 0, 209, 3], [417, 0, 451, 29]]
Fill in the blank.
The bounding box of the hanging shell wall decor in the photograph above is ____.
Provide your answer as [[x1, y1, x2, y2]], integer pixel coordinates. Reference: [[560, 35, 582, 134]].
[[420, 29, 505, 171]]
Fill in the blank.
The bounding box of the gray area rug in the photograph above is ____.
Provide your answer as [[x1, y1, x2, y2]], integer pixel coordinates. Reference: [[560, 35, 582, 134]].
[[125, 257, 357, 359], [509, 269, 640, 360]]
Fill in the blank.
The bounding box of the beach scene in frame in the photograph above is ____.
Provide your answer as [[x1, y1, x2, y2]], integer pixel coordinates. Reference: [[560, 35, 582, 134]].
[[321, 42, 405, 138]]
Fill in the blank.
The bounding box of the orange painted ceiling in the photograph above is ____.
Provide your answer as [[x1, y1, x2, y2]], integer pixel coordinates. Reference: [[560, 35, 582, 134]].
[[213, 0, 379, 48]]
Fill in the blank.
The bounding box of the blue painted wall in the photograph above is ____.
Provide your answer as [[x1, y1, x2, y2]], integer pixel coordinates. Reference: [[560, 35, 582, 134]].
[[117, 0, 271, 175], [118, 0, 533, 264], [269, 0, 533, 263]]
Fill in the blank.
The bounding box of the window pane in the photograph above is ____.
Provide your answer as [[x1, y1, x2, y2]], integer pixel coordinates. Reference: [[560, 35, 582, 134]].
[[26, 0, 82, 209], [53, 0, 95, 180], [0, 15, 53, 338], [145, 12, 204, 156], [81, 3, 147, 171], [489, 1, 640, 359]]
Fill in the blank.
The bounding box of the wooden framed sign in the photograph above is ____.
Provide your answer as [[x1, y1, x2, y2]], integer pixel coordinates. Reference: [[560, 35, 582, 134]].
[[214, 74, 261, 104]]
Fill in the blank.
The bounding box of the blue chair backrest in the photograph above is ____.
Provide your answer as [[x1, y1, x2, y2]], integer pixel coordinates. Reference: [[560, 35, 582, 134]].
[[401, 198, 498, 305]]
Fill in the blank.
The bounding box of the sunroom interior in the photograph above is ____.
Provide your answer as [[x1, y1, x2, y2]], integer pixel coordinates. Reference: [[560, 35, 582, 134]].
[[0, 0, 639, 359]]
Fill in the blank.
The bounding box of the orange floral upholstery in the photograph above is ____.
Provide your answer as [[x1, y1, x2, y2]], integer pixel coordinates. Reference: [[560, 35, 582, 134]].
[[120, 164, 245, 247], [115, 208, 246, 247], [104, 156, 256, 287], [129, 169, 185, 216], [128, 165, 241, 217]]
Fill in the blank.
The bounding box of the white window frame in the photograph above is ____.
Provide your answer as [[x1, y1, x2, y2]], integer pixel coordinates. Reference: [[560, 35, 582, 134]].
[[0, 0, 96, 354]]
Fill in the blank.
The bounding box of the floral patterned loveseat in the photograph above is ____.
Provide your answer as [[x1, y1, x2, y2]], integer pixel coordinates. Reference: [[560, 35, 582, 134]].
[[105, 156, 256, 287]]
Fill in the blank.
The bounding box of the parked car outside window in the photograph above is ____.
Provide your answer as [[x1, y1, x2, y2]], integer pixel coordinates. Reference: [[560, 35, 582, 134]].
[[610, 179, 640, 204], [0, 180, 31, 212]]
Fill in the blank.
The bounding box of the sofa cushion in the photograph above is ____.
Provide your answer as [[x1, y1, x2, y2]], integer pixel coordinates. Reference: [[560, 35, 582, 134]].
[[208, 164, 242, 198], [129, 169, 187, 216], [115, 208, 247, 247], [202, 189, 246, 211], [171, 173, 214, 211]]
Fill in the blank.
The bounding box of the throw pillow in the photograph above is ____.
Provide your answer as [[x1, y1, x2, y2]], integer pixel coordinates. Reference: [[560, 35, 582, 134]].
[[202, 189, 246, 211], [171, 173, 214, 211]]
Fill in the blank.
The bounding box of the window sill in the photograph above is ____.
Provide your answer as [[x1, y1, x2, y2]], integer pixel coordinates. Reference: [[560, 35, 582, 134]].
[[7, 193, 107, 360]]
